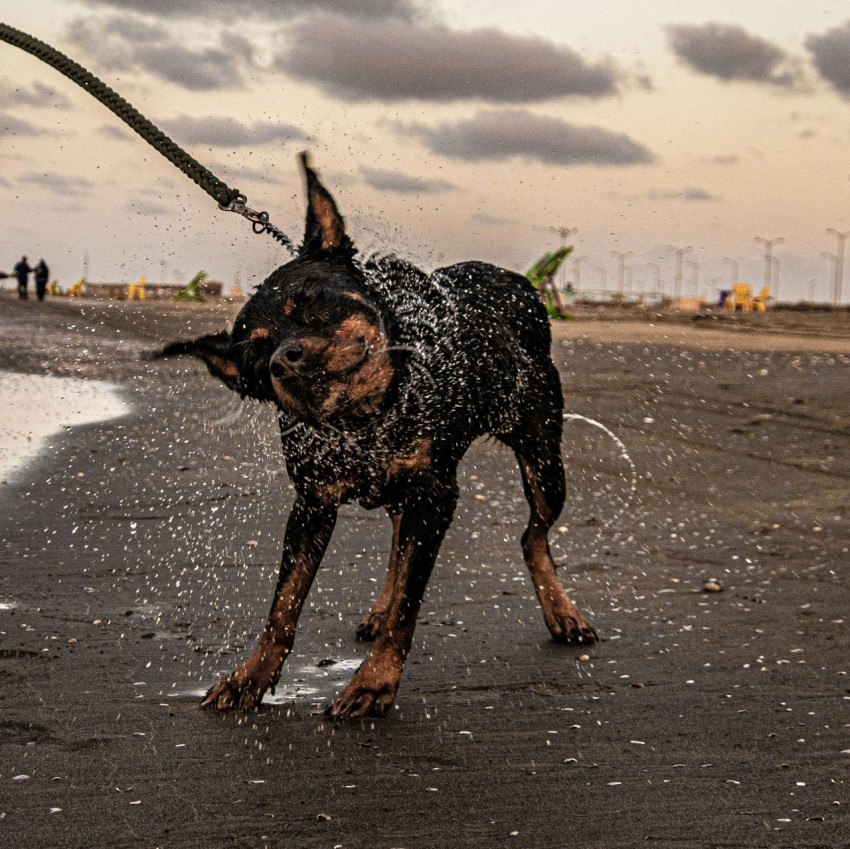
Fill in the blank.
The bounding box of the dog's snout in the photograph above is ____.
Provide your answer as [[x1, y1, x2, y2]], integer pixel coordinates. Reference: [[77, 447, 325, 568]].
[[270, 342, 305, 378]]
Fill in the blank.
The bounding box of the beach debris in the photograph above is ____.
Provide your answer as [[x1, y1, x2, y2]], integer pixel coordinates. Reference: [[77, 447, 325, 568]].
[[703, 579, 723, 593]]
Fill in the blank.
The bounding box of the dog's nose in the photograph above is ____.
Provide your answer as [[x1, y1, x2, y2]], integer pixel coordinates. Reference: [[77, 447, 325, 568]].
[[270, 343, 305, 378]]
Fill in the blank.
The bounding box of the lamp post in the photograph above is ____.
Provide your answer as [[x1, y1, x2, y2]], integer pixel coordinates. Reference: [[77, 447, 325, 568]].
[[596, 266, 608, 299], [551, 226, 577, 294], [771, 256, 781, 301], [821, 251, 837, 305], [685, 259, 699, 297], [826, 228, 850, 306], [667, 245, 693, 298], [647, 262, 662, 300], [754, 236, 784, 293], [572, 255, 588, 298], [551, 226, 577, 244], [610, 250, 633, 298]]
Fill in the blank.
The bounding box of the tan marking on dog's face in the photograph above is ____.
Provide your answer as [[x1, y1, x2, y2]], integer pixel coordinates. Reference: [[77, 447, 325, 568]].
[[306, 313, 393, 418], [249, 327, 271, 341], [317, 348, 394, 418], [323, 314, 377, 373], [346, 353, 394, 414]]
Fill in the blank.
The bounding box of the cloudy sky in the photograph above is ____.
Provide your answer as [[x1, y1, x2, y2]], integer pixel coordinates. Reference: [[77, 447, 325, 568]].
[[1, 0, 850, 301]]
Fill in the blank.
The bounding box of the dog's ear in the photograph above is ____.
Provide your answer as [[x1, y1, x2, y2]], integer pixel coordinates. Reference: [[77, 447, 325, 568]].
[[299, 152, 354, 257], [150, 331, 242, 393]]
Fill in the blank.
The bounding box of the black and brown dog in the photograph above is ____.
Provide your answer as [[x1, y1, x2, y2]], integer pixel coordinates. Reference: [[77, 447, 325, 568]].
[[159, 153, 597, 718]]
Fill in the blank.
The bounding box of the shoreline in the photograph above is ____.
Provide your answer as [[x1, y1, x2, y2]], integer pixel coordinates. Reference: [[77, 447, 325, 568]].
[[0, 371, 129, 482]]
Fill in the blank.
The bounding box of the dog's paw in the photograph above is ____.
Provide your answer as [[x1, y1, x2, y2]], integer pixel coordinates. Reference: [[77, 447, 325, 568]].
[[548, 611, 598, 644], [325, 657, 401, 719], [200, 674, 268, 711], [326, 682, 397, 719], [355, 611, 385, 641]]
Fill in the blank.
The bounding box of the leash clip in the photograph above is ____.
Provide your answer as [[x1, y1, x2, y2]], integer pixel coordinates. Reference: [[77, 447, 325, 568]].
[[219, 195, 295, 252]]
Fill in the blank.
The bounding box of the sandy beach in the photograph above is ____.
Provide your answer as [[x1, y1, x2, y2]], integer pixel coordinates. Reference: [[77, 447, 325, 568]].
[[0, 292, 848, 848]]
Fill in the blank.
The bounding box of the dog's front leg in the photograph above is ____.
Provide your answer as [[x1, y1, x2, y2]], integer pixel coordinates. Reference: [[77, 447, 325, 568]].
[[202, 495, 337, 710], [329, 482, 457, 719], [356, 508, 401, 641]]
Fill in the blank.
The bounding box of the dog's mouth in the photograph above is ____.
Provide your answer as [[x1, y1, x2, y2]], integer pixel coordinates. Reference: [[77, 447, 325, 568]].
[[268, 331, 394, 427]]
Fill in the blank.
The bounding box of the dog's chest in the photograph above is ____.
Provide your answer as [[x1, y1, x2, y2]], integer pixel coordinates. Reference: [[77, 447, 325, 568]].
[[280, 419, 432, 508]]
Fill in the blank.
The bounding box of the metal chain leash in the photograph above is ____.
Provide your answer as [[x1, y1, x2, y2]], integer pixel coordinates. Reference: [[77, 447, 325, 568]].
[[0, 22, 295, 252]]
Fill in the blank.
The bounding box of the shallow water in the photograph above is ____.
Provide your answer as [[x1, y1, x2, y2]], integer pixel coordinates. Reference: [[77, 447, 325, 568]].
[[0, 371, 130, 481]]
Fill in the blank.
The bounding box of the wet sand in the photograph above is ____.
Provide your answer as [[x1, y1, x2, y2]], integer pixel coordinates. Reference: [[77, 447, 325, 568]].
[[1, 293, 848, 848]]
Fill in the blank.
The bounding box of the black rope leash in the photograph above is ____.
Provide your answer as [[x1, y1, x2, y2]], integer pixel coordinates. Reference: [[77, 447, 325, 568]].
[[0, 22, 295, 252]]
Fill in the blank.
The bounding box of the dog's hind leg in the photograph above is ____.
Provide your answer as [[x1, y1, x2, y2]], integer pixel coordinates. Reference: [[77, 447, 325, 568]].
[[356, 508, 401, 641], [500, 384, 597, 643], [202, 495, 337, 710], [329, 481, 457, 718]]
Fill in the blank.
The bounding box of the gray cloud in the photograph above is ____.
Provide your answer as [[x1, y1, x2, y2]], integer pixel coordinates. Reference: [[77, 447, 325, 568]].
[[19, 171, 97, 196], [278, 16, 618, 102], [650, 186, 719, 202], [705, 154, 740, 166], [96, 124, 133, 141], [65, 16, 252, 90], [126, 198, 173, 216], [207, 162, 285, 186], [360, 166, 454, 194], [398, 110, 653, 166], [0, 81, 71, 109], [158, 115, 308, 148], [79, 0, 425, 22], [806, 21, 850, 97], [667, 23, 801, 88], [472, 212, 516, 227], [141, 45, 245, 90], [0, 113, 47, 137]]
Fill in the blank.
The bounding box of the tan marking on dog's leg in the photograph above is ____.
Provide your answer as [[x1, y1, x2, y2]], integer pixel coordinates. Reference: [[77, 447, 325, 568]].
[[518, 456, 597, 643], [202, 498, 336, 710], [356, 512, 401, 641], [330, 487, 456, 719], [331, 538, 418, 718], [201, 554, 316, 710]]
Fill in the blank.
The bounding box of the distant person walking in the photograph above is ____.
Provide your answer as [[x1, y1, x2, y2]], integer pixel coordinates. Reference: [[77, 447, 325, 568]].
[[34, 259, 50, 301], [14, 256, 31, 300]]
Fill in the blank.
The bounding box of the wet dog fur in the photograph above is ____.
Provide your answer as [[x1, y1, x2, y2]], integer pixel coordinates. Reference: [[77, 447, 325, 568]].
[[158, 154, 597, 717]]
